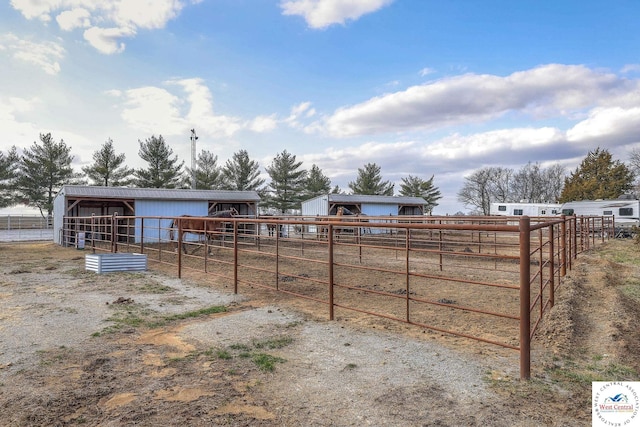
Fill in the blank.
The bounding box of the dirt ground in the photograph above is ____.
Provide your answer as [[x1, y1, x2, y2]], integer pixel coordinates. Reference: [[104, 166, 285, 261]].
[[0, 240, 639, 426]]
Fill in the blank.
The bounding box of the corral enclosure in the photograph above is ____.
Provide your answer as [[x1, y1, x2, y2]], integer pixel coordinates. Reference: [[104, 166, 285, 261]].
[[61, 213, 612, 378]]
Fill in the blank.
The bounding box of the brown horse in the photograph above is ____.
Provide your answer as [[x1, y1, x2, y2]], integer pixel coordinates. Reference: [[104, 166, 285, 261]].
[[169, 208, 238, 254], [316, 207, 344, 240]]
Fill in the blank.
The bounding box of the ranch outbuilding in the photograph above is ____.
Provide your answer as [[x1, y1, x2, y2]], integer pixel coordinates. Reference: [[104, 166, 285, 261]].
[[52, 185, 260, 245], [300, 194, 428, 217]]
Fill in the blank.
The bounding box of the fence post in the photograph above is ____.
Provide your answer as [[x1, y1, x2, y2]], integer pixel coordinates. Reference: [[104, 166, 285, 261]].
[[234, 221, 239, 294], [177, 219, 183, 279], [405, 229, 411, 322], [91, 214, 96, 253], [519, 216, 531, 380], [111, 213, 117, 253], [549, 224, 555, 308], [139, 218, 144, 254], [560, 216, 567, 276], [328, 224, 335, 321]]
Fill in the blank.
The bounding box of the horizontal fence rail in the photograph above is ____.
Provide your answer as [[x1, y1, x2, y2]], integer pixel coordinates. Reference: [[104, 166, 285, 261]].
[[0, 215, 53, 241], [60, 213, 613, 379]]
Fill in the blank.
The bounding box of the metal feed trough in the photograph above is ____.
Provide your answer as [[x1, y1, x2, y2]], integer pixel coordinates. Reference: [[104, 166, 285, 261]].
[[85, 253, 148, 274]]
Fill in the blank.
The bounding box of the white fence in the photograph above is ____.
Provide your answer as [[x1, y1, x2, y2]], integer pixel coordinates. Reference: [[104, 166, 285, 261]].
[[0, 215, 53, 242]]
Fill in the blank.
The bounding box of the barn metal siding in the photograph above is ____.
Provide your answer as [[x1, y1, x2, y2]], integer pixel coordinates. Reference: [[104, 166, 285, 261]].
[[53, 190, 66, 244], [360, 203, 399, 235], [135, 200, 207, 243], [361, 203, 399, 216], [301, 196, 329, 216]]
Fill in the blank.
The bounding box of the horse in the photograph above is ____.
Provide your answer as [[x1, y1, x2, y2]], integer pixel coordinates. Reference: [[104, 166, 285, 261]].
[[260, 214, 278, 237], [325, 207, 371, 239], [316, 207, 345, 240], [169, 208, 238, 254]]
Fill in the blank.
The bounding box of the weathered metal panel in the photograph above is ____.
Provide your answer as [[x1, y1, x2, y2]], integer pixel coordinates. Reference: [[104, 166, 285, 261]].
[[135, 200, 207, 243], [85, 253, 148, 274], [301, 195, 329, 216], [53, 189, 65, 244], [360, 203, 398, 234], [361, 203, 399, 216], [59, 185, 260, 202]]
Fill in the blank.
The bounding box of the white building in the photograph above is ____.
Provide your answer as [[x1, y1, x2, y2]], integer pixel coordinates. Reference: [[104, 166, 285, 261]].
[[489, 202, 562, 217]]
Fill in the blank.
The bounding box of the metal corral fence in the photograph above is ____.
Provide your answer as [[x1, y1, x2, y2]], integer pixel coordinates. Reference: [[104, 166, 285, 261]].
[[0, 215, 53, 242], [61, 213, 614, 379]]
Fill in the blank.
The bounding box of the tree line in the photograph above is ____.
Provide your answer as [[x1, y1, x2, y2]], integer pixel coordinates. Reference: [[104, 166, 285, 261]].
[[0, 133, 442, 217], [457, 147, 639, 215]]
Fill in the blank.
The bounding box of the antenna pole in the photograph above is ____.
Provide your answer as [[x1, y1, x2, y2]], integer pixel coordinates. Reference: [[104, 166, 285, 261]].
[[190, 128, 198, 189]]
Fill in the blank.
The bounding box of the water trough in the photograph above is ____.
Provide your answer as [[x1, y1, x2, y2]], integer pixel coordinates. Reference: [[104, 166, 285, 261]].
[[85, 253, 148, 274]]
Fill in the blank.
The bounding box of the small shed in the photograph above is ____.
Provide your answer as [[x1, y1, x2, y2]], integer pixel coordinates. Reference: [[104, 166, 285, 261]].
[[301, 194, 428, 217], [53, 185, 260, 245]]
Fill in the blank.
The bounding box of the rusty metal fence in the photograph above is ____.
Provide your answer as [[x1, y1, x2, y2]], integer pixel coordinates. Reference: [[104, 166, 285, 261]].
[[61, 213, 613, 379]]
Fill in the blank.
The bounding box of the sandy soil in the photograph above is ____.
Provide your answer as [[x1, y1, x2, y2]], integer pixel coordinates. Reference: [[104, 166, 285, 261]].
[[0, 240, 638, 426]]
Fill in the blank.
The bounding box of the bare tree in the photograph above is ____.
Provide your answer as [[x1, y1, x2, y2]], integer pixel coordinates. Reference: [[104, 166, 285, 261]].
[[457, 167, 496, 215]]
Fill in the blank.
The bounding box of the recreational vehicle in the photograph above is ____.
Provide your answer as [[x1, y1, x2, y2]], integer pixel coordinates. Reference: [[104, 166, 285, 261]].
[[560, 199, 640, 229], [490, 202, 562, 217]]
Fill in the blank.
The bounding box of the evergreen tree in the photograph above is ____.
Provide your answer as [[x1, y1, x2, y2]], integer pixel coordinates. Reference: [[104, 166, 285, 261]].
[[399, 175, 442, 214], [187, 150, 223, 189], [264, 150, 307, 213], [303, 164, 332, 199], [0, 146, 19, 208], [16, 133, 81, 217], [348, 163, 394, 195], [82, 138, 133, 186], [221, 149, 265, 192], [134, 135, 185, 188], [559, 148, 634, 202]]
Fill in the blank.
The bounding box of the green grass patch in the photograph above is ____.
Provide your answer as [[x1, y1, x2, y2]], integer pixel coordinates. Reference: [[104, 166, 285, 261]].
[[229, 343, 251, 351], [146, 305, 227, 328], [215, 349, 232, 360], [252, 336, 294, 350], [251, 353, 286, 372], [620, 279, 640, 303]]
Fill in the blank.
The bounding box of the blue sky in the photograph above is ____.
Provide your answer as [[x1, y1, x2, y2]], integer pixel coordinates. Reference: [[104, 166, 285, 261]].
[[1, 0, 639, 215]]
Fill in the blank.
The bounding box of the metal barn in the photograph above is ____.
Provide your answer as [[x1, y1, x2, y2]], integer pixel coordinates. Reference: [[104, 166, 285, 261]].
[[301, 194, 428, 216], [53, 185, 260, 245]]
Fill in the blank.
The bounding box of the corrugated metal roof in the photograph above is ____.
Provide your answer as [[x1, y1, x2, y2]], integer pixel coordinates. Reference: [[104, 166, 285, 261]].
[[59, 185, 261, 201], [325, 194, 427, 205]]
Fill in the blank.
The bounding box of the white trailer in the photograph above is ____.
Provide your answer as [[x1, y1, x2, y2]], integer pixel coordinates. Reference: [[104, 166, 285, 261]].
[[560, 199, 640, 229], [490, 202, 562, 217]]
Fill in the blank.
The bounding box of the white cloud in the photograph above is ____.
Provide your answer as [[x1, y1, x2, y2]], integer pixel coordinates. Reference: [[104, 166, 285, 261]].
[[280, 0, 394, 29], [9, 0, 55, 21], [621, 64, 640, 74], [113, 79, 251, 139], [83, 26, 135, 54], [172, 78, 243, 138], [419, 67, 435, 77], [107, 0, 184, 30], [567, 107, 640, 145], [10, 0, 200, 53], [323, 64, 631, 137], [427, 127, 565, 160], [0, 96, 42, 146], [56, 8, 91, 31], [120, 86, 187, 135], [1, 33, 65, 75], [286, 101, 316, 129], [249, 115, 278, 132]]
